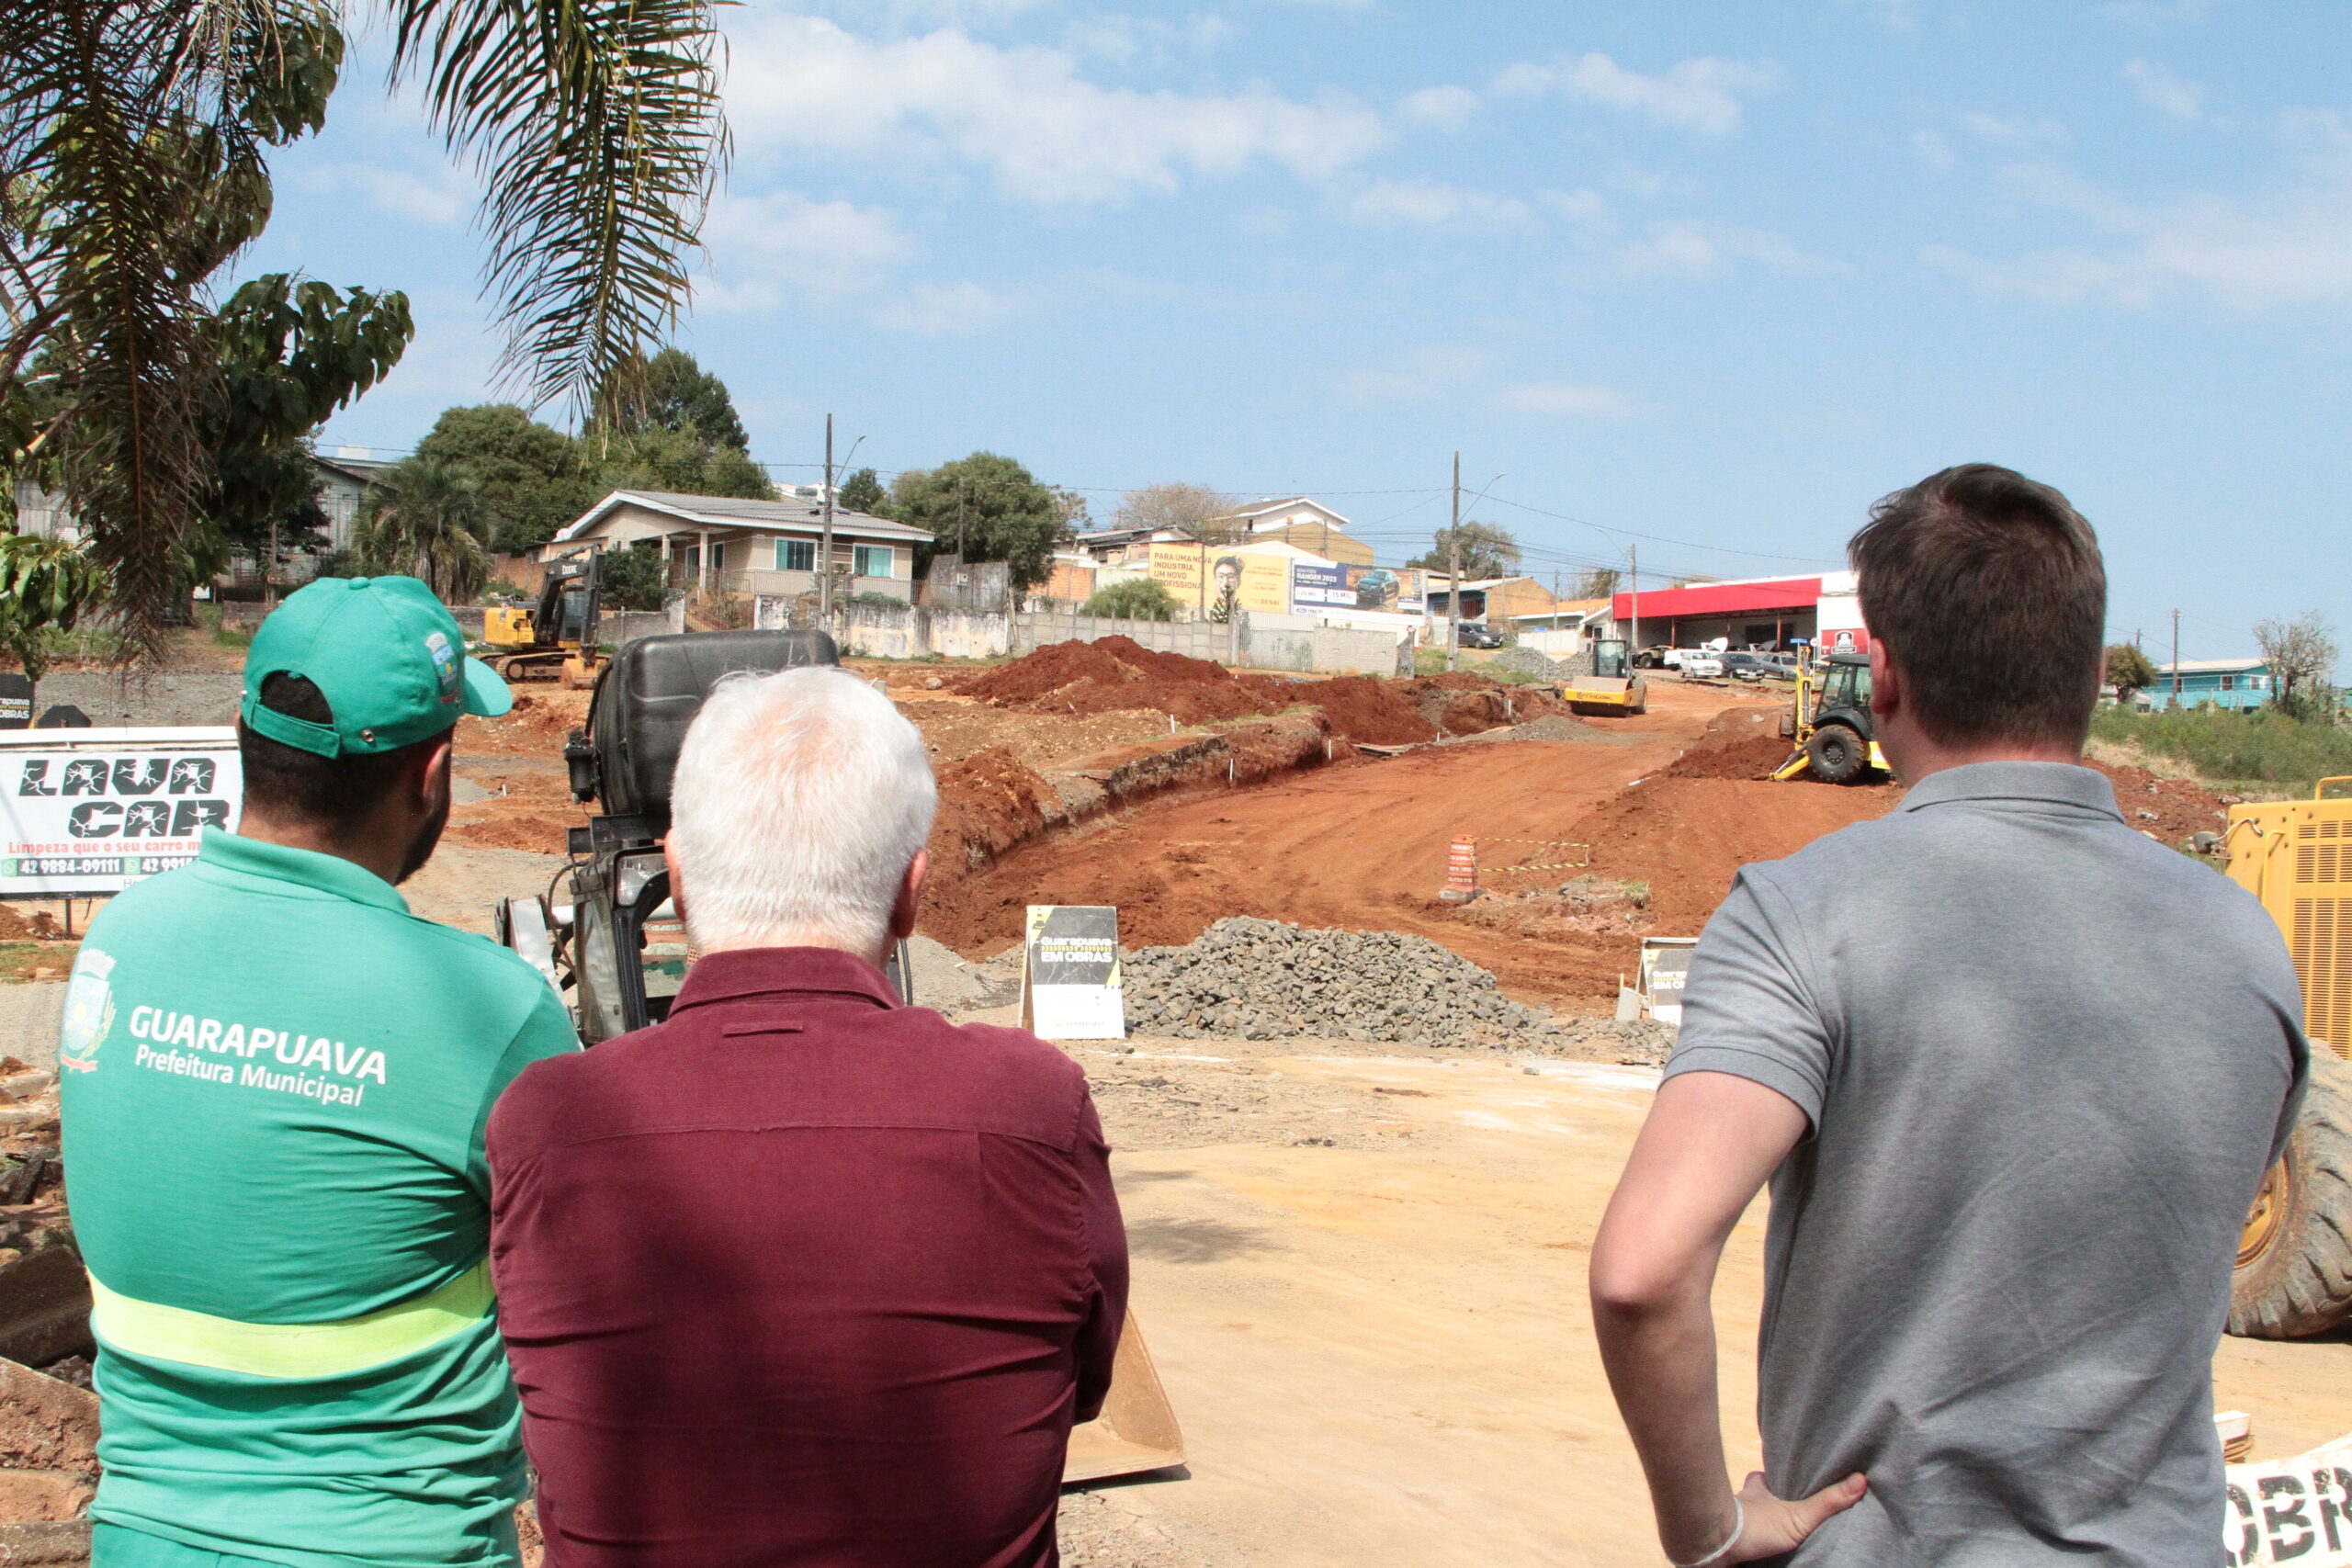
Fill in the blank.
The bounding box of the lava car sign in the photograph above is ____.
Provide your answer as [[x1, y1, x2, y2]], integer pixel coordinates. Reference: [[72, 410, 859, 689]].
[[0, 728, 242, 896]]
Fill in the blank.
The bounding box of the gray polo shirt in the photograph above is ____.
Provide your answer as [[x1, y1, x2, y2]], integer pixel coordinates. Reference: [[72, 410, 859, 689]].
[[1668, 761, 2305, 1567]]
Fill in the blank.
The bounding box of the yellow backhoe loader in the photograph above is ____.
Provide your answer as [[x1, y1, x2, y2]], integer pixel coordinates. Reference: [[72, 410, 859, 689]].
[[2224, 776, 2352, 1338], [1772, 649, 1889, 783]]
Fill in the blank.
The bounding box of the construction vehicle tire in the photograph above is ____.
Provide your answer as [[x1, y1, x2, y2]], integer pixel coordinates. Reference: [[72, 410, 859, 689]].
[[1805, 725, 1868, 784], [2229, 1049, 2352, 1339]]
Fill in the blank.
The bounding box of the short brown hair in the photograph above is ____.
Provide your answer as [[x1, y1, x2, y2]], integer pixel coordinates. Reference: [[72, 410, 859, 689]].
[[238, 672, 446, 833], [1850, 464, 2106, 750]]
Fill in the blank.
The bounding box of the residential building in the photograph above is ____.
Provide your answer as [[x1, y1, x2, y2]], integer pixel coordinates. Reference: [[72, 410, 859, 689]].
[[2142, 659, 2275, 712], [311, 446, 401, 549], [544, 491, 932, 604], [1426, 576, 1560, 626], [1071, 494, 1373, 569], [9, 481, 75, 543]]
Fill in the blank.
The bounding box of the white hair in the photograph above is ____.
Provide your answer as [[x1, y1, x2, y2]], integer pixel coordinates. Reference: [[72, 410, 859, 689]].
[[668, 666, 938, 953]]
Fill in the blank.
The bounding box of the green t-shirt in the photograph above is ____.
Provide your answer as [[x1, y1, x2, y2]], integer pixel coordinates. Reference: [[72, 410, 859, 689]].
[[60, 829, 579, 1568]]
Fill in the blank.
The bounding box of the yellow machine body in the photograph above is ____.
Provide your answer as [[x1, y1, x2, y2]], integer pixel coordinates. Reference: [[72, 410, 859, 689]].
[[481, 605, 537, 651], [2225, 777, 2352, 1060]]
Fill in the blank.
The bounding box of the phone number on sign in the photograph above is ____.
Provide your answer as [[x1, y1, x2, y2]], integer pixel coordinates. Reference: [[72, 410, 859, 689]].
[[0, 854, 194, 879]]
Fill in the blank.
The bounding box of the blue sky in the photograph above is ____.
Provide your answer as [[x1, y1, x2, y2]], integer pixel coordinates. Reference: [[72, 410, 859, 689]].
[[251, 0, 2349, 662]]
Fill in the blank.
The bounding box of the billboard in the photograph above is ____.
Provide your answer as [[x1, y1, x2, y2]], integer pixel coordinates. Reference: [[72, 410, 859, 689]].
[[1147, 544, 1289, 616], [0, 729, 242, 896], [1291, 561, 1426, 615]]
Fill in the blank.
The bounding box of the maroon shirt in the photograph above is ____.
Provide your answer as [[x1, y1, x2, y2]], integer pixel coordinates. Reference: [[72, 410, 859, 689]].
[[486, 947, 1127, 1568]]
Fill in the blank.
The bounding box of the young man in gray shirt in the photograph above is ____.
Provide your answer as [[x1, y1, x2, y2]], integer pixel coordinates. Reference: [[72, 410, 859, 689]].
[[1591, 464, 2308, 1566]]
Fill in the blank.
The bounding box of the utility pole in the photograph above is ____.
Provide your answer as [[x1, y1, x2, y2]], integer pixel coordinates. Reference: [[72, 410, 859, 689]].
[[2172, 609, 2181, 704], [1446, 450, 1462, 672], [1628, 544, 1640, 659], [820, 414, 837, 620]]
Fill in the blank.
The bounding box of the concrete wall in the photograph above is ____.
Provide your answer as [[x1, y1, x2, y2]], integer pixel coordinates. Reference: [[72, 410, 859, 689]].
[[1013, 611, 1408, 676]]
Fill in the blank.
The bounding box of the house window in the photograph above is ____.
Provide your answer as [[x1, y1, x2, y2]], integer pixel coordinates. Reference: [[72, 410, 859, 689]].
[[776, 538, 815, 572], [679, 546, 698, 576], [2221, 674, 2235, 692], [853, 545, 892, 579], [708, 542, 726, 573]]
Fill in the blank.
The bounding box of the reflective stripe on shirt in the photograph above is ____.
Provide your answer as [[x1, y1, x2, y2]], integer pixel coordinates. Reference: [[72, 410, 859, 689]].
[[89, 1260, 494, 1381]]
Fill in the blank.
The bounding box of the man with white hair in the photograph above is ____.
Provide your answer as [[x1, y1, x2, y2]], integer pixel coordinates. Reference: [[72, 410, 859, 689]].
[[485, 667, 1129, 1567]]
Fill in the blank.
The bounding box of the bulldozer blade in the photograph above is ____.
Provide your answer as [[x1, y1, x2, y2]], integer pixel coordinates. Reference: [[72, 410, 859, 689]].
[[1063, 1307, 1185, 1484]]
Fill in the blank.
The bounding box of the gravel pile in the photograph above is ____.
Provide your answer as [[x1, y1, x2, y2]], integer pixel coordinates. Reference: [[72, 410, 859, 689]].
[[1120, 916, 1672, 1057], [1487, 645, 1566, 680]]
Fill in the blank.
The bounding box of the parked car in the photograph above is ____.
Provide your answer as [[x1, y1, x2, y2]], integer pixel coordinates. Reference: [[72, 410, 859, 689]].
[[1718, 651, 1776, 682], [1456, 623, 1507, 649], [1679, 653, 1725, 679], [1633, 645, 1673, 669]]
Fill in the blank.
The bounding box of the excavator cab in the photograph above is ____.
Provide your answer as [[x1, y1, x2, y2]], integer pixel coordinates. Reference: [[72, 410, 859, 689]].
[[483, 549, 606, 688]]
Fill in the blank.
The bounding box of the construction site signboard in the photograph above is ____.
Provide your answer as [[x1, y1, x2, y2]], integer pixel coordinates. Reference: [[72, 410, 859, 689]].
[[2226, 1433, 2352, 1565], [1290, 562, 1427, 616], [0, 728, 242, 897], [1146, 545, 1288, 616], [1021, 905, 1126, 1040]]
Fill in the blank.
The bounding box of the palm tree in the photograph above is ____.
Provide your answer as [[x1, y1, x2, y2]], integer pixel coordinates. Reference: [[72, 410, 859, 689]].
[[356, 456, 487, 603], [0, 0, 726, 652]]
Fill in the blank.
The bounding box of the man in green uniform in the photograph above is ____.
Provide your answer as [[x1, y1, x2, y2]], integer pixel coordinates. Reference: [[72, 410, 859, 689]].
[[60, 576, 579, 1568]]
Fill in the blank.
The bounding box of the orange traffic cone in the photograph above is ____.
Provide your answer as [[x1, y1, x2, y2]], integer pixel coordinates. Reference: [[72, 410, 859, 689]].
[[1441, 836, 1478, 903]]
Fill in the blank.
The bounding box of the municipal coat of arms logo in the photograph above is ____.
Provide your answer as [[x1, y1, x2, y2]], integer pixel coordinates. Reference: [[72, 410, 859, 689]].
[[58, 949, 115, 1074], [425, 631, 459, 705]]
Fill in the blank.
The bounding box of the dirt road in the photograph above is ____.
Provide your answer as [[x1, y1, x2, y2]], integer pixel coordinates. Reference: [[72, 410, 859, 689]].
[[1061, 1041, 2352, 1568], [922, 682, 1821, 1009]]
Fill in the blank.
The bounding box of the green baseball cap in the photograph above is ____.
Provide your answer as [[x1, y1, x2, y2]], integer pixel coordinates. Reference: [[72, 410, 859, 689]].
[[241, 576, 513, 758]]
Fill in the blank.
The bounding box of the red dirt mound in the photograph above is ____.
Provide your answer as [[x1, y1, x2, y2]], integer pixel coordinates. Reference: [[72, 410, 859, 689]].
[[927, 747, 1063, 874], [954, 637, 1285, 725], [1306, 678, 1438, 745], [1668, 732, 1799, 781]]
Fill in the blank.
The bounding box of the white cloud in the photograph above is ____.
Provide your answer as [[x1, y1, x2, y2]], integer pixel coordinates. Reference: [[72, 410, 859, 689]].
[[871, 280, 1018, 334], [1063, 13, 1234, 65], [2124, 59, 2205, 122], [1540, 187, 1611, 225], [695, 191, 917, 310], [1401, 84, 1481, 130], [1617, 220, 1821, 278], [1336, 344, 1492, 401], [1490, 381, 1633, 418], [724, 14, 1390, 204], [1930, 132, 2352, 309], [1345, 178, 1532, 228], [1911, 129, 1958, 173], [296, 164, 470, 227], [1964, 111, 2069, 145], [1492, 51, 1782, 138]]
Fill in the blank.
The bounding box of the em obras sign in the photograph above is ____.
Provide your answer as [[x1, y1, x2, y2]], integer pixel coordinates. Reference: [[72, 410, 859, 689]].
[[0, 728, 241, 897]]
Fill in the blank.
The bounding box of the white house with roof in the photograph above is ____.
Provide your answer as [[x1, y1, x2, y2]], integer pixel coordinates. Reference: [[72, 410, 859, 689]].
[[544, 491, 933, 602]]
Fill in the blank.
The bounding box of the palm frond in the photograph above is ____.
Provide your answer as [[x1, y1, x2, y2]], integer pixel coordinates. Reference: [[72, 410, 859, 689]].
[[390, 0, 728, 416]]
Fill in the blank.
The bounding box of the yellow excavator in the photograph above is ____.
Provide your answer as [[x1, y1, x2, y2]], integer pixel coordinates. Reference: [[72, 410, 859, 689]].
[[481, 548, 605, 688], [2223, 776, 2352, 1338]]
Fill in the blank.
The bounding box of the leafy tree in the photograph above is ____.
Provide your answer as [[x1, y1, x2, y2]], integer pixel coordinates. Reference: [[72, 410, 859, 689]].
[[1113, 481, 1237, 543], [838, 467, 887, 514], [356, 457, 488, 603], [1081, 578, 1179, 622], [595, 347, 748, 449], [2105, 643, 2159, 705], [1, 0, 726, 651], [594, 426, 770, 502], [0, 534, 107, 682], [1575, 567, 1621, 601], [2256, 611, 2341, 723], [206, 276, 414, 560], [887, 453, 1069, 590], [413, 405, 598, 554], [598, 542, 671, 612], [1408, 523, 1521, 581]]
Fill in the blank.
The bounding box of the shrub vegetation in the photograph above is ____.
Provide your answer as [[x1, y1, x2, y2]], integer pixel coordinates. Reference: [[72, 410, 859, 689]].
[[2090, 704, 2352, 793]]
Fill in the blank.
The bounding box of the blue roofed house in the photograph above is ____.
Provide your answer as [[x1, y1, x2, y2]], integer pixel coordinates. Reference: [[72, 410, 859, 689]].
[[2141, 658, 2273, 712]]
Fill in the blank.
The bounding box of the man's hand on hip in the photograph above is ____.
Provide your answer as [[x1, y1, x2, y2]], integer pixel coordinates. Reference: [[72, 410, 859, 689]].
[[1713, 1470, 1867, 1562]]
